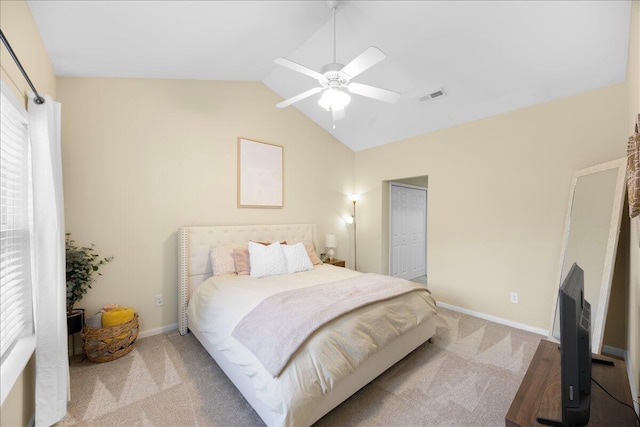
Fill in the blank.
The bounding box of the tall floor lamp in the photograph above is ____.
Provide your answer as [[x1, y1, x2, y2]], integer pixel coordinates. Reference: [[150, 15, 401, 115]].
[[349, 194, 360, 270]]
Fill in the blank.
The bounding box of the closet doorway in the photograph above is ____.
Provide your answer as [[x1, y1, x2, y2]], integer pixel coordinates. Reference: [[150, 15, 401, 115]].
[[389, 182, 427, 280]]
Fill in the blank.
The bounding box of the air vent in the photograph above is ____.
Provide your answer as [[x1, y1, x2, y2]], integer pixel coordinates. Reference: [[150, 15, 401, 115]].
[[419, 88, 447, 102]]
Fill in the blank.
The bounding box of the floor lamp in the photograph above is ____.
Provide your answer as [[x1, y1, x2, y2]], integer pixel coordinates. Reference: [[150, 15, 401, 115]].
[[349, 194, 360, 270]]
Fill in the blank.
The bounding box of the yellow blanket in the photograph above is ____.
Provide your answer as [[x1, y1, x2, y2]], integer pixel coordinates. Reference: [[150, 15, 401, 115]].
[[102, 308, 134, 340]]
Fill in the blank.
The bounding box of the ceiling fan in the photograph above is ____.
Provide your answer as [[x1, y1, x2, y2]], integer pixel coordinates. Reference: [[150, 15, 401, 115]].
[[274, 1, 400, 122]]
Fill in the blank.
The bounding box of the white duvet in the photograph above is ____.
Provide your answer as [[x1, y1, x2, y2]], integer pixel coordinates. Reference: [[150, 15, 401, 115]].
[[188, 265, 437, 426]]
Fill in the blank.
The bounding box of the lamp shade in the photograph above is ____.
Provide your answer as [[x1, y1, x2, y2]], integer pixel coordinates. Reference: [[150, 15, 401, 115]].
[[325, 233, 337, 248]]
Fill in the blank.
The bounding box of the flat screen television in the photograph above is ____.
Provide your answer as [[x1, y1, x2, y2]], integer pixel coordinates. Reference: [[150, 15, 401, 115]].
[[539, 262, 591, 427]]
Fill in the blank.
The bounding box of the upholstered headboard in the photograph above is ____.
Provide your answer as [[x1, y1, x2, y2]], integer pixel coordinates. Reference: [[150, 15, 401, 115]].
[[178, 224, 317, 335]]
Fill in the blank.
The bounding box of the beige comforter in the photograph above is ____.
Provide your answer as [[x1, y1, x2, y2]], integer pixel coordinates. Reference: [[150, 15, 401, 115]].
[[232, 273, 430, 377], [188, 265, 437, 426]]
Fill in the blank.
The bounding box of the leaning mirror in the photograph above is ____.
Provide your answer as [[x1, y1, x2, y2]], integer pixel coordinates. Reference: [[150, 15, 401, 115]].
[[549, 157, 626, 354]]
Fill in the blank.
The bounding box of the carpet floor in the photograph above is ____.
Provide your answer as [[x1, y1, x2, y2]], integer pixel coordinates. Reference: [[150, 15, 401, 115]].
[[57, 306, 544, 426]]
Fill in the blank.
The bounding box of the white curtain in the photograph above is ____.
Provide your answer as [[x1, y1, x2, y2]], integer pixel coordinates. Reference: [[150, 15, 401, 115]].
[[28, 94, 68, 427]]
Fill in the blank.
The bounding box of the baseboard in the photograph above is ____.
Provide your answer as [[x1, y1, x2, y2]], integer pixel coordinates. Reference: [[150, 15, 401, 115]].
[[602, 344, 626, 359], [437, 302, 548, 336], [138, 323, 178, 339], [624, 349, 640, 414]]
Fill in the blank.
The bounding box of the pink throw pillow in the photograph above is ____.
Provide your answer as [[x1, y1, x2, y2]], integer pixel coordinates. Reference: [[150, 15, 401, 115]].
[[302, 241, 323, 265], [233, 246, 251, 275]]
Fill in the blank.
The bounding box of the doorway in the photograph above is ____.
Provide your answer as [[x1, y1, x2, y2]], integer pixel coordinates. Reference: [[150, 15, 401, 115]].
[[389, 182, 427, 280]]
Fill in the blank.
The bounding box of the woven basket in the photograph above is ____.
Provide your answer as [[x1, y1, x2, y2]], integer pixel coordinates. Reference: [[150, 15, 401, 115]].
[[82, 313, 139, 363]]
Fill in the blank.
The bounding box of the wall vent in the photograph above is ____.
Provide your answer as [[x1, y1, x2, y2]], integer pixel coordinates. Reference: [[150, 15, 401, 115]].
[[419, 88, 446, 102]]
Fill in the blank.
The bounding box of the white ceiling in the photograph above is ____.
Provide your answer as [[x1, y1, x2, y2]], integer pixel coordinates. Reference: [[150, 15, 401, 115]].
[[28, 1, 631, 151]]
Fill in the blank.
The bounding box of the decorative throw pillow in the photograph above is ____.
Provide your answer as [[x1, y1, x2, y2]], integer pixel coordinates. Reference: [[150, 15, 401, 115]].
[[233, 246, 250, 275], [282, 243, 314, 274], [301, 241, 323, 265], [248, 241, 287, 278], [209, 245, 237, 276]]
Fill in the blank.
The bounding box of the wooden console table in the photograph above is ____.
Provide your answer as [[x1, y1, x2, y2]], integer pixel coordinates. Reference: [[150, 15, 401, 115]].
[[506, 339, 636, 426]]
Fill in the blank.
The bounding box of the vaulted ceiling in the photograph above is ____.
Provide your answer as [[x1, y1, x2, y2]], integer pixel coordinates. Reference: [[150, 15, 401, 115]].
[[28, 1, 632, 151]]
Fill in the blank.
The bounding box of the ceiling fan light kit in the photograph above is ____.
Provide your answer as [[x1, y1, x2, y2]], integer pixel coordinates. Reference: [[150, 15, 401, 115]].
[[318, 88, 351, 112], [274, 0, 400, 122]]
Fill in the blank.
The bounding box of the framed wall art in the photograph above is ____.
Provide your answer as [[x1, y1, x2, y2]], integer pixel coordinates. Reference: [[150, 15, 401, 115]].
[[237, 138, 283, 208]]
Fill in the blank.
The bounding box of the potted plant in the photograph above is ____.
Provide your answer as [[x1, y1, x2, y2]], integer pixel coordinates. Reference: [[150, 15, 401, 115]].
[[66, 233, 113, 335]]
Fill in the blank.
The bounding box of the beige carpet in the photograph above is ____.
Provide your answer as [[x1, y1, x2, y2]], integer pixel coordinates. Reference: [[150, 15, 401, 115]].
[[57, 307, 543, 426]]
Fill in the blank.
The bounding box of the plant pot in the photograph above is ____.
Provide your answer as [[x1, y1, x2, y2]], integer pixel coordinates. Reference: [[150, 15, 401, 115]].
[[67, 308, 85, 335]]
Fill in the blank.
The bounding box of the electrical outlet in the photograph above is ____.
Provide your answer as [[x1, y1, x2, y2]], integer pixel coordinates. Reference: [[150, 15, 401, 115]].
[[510, 292, 519, 304], [155, 294, 164, 306]]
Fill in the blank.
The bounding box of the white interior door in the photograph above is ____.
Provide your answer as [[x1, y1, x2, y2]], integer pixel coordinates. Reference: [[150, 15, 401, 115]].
[[390, 183, 427, 280]]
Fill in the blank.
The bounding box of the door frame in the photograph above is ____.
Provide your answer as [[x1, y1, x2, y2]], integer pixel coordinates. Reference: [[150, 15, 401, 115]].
[[388, 182, 428, 280]]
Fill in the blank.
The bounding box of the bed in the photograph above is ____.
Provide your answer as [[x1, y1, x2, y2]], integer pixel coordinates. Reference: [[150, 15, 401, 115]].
[[178, 224, 437, 426]]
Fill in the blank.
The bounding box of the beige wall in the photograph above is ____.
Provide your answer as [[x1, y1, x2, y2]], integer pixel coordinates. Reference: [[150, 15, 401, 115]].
[[56, 77, 355, 335], [0, 1, 56, 426], [355, 83, 628, 330], [605, 205, 630, 350], [626, 0, 640, 401], [0, 1, 56, 102], [0, 359, 35, 427]]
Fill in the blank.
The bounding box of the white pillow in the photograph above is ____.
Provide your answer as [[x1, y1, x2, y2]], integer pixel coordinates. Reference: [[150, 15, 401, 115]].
[[210, 244, 236, 276], [248, 241, 288, 278], [282, 242, 313, 274]]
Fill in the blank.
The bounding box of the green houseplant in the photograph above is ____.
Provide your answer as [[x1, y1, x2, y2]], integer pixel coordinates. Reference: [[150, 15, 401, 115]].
[[66, 233, 113, 316]]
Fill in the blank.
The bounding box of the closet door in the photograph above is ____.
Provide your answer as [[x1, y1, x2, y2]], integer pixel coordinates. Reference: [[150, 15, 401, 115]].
[[390, 184, 427, 280]]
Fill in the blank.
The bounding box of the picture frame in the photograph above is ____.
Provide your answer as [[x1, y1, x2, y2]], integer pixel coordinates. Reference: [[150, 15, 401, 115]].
[[237, 138, 284, 208]]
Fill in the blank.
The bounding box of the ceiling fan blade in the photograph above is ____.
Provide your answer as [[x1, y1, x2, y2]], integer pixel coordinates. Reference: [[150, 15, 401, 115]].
[[276, 87, 323, 108], [347, 82, 400, 104], [331, 107, 346, 121], [340, 46, 386, 80], [274, 58, 325, 81]]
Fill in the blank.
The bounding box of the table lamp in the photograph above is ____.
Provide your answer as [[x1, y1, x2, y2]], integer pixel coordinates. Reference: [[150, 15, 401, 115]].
[[325, 233, 337, 261]]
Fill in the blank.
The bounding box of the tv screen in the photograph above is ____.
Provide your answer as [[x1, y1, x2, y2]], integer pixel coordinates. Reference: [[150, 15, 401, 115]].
[[538, 263, 591, 427]]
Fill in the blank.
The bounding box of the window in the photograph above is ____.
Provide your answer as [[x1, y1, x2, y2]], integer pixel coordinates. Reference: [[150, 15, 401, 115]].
[[0, 80, 34, 370]]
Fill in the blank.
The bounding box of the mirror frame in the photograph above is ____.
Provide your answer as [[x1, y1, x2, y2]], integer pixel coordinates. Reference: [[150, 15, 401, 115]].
[[548, 157, 627, 354]]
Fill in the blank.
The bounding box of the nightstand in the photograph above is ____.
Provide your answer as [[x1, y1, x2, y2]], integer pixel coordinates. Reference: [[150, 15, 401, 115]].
[[324, 258, 345, 267]]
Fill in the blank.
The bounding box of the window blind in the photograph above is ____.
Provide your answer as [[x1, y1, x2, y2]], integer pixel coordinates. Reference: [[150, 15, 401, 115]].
[[0, 81, 33, 363]]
